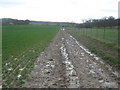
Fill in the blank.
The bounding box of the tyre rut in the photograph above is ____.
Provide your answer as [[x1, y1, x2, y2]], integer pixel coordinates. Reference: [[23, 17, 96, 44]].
[[22, 28, 118, 88]]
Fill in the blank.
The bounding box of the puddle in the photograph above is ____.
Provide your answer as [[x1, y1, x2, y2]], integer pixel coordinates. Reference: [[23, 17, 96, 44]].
[[8, 68, 13, 71], [69, 34, 101, 61], [100, 61, 104, 64], [61, 28, 65, 31], [99, 80, 104, 83], [0, 85, 2, 88], [60, 38, 80, 88], [17, 74, 21, 78], [89, 70, 96, 74], [102, 82, 118, 87], [94, 57, 99, 60], [112, 71, 118, 77], [86, 60, 89, 62], [14, 58, 17, 60], [62, 38, 64, 40], [19, 68, 24, 71]]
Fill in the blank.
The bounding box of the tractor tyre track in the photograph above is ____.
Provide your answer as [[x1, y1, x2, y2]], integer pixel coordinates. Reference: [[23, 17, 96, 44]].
[[22, 28, 118, 88]]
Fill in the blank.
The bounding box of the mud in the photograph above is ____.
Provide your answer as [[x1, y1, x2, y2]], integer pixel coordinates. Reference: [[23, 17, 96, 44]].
[[22, 28, 118, 88]]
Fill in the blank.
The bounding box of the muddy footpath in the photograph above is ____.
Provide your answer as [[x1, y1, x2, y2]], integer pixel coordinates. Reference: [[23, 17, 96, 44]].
[[22, 28, 118, 88]]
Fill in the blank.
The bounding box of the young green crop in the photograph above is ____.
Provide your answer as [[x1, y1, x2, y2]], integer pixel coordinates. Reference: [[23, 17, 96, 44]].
[[3, 24, 58, 60], [2, 23, 59, 87]]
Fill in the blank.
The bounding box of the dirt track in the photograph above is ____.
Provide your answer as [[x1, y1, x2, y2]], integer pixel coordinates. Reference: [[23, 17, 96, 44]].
[[22, 28, 118, 88]]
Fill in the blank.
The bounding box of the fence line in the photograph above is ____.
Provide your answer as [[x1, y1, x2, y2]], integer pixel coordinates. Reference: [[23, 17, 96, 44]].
[[77, 27, 118, 44]]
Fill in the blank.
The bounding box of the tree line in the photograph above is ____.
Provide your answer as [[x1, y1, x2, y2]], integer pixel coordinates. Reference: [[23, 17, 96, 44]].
[[2, 18, 30, 26], [76, 16, 119, 28]]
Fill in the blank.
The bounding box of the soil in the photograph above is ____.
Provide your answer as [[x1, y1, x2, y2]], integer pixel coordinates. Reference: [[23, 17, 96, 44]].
[[22, 28, 118, 88]]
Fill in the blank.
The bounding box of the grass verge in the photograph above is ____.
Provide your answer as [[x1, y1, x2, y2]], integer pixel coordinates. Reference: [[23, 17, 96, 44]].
[[66, 27, 119, 67]]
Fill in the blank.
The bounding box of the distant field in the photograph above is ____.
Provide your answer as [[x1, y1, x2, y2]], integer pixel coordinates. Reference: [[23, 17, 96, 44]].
[[3, 23, 59, 87]]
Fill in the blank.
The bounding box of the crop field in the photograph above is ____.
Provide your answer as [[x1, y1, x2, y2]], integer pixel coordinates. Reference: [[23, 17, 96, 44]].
[[2, 23, 59, 87], [66, 27, 119, 64]]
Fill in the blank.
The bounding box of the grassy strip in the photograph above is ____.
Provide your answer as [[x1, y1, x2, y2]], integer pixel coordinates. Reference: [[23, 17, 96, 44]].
[[68, 27, 119, 52], [86, 35, 119, 51], [66, 27, 119, 65], [85, 43, 119, 64]]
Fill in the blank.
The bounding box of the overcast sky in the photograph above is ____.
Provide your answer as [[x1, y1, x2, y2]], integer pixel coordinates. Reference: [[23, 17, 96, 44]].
[[0, 0, 119, 23]]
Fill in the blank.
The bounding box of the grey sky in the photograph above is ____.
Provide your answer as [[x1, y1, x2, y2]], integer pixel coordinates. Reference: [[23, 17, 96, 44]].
[[0, 0, 24, 8], [0, 0, 119, 23]]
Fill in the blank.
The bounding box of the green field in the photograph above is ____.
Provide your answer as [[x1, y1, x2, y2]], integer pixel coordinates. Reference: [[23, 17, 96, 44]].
[[3, 23, 59, 87]]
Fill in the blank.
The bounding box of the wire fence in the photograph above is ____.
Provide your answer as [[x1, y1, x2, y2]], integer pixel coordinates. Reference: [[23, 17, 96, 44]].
[[69, 27, 118, 45]]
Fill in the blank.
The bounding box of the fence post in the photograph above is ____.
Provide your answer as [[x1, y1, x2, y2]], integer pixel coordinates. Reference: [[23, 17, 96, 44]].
[[103, 27, 105, 40], [91, 28, 92, 36], [96, 27, 98, 38]]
